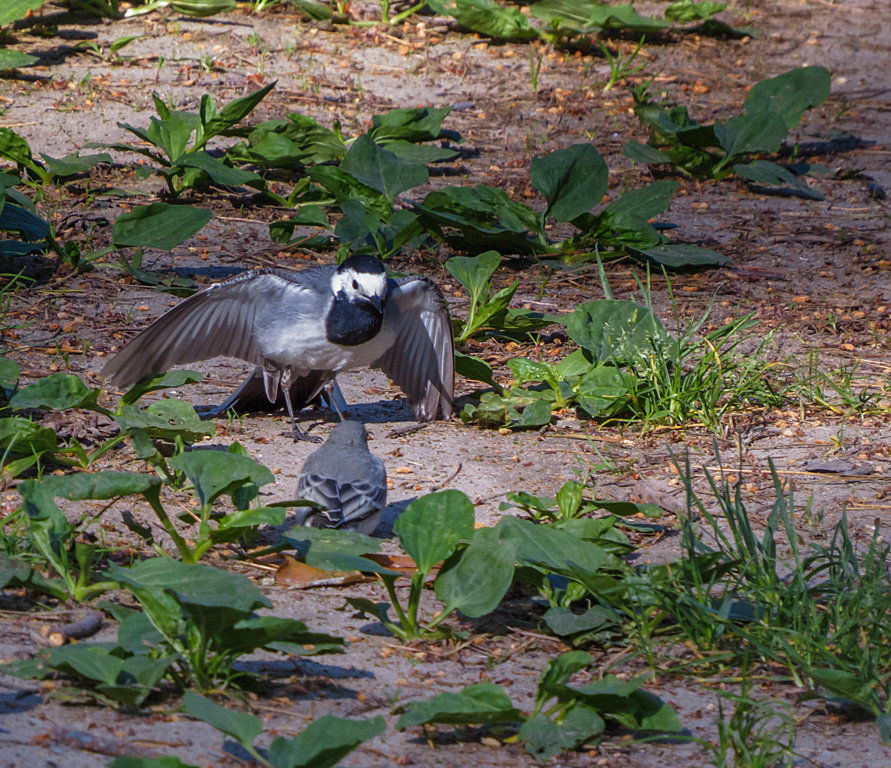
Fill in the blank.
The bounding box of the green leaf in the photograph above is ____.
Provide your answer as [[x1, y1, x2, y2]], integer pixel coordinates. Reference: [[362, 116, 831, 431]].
[[446, 250, 501, 305], [416, 185, 545, 254], [425, 0, 539, 40], [454, 351, 500, 389], [40, 151, 111, 177], [744, 66, 831, 130], [714, 113, 788, 159], [203, 81, 275, 139], [397, 682, 520, 728], [561, 300, 667, 364], [40, 470, 161, 501], [497, 516, 613, 575], [544, 605, 619, 637], [175, 151, 263, 188], [168, 450, 274, 508], [531, 144, 608, 222], [516, 398, 552, 428], [556, 481, 584, 519], [0, 202, 50, 241], [733, 159, 824, 200], [113, 203, 212, 250], [395, 490, 476, 573], [284, 525, 381, 559], [268, 715, 386, 768], [121, 369, 203, 405], [9, 373, 99, 412], [114, 399, 215, 443], [0, 356, 19, 391], [0, 0, 48, 26], [603, 179, 680, 222], [0, 416, 57, 455], [536, 650, 593, 698], [435, 525, 516, 616], [0, 50, 38, 70], [340, 134, 428, 206], [633, 243, 731, 267], [622, 140, 672, 165], [109, 757, 199, 768], [664, 0, 725, 22], [370, 106, 456, 144], [531, 0, 668, 33], [182, 691, 262, 748], [519, 705, 605, 760], [0, 553, 66, 599], [167, 0, 237, 17], [109, 558, 269, 644]]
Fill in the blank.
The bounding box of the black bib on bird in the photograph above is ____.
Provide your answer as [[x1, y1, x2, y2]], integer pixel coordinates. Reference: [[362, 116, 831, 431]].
[[325, 291, 383, 346]]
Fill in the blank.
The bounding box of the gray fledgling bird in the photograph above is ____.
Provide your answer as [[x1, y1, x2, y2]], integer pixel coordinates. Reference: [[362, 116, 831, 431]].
[[101, 255, 454, 441], [294, 420, 387, 535]]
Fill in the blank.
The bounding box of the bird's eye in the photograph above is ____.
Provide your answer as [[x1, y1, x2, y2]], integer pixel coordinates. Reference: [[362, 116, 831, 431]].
[[352, 279, 359, 290]]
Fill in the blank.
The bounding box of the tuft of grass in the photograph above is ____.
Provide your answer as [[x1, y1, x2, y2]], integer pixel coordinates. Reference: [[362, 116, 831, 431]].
[[612, 268, 783, 431], [628, 448, 891, 739]]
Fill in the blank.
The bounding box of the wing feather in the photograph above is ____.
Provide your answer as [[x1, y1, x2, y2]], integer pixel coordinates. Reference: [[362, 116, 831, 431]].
[[101, 270, 305, 388], [372, 276, 454, 421]]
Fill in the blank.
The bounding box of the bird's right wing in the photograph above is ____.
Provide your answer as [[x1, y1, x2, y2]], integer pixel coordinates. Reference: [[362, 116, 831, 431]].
[[101, 270, 307, 389], [372, 276, 454, 421]]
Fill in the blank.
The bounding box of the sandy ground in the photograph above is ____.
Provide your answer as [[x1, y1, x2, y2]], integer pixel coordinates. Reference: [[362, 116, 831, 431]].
[[0, 0, 889, 765]]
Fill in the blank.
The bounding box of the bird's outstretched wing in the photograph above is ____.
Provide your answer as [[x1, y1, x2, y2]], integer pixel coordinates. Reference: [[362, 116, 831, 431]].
[[296, 473, 387, 527], [101, 270, 308, 389], [373, 276, 454, 421]]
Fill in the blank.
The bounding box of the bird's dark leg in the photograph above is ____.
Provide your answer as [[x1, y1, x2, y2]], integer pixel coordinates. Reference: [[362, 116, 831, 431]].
[[280, 367, 322, 443]]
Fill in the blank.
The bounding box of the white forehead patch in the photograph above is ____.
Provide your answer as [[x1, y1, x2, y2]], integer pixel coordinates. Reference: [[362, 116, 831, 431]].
[[333, 268, 387, 297]]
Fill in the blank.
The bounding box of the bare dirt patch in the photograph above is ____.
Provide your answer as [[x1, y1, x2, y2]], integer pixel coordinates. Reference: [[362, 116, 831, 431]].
[[0, 0, 889, 766]]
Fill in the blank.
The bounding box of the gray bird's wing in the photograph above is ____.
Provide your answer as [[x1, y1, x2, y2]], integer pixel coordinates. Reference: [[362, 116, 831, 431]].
[[296, 467, 387, 528], [101, 269, 320, 389], [372, 276, 454, 421]]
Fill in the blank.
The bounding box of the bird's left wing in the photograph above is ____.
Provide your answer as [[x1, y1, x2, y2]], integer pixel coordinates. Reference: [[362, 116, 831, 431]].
[[372, 276, 454, 421], [296, 474, 386, 527]]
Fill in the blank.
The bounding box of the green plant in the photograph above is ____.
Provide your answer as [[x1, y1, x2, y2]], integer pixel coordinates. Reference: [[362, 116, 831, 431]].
[[704, 685, 796, 768], [124, 0, 237, 18], [624, 67, 830, 194], [7, 558, 343, 698], [397, 651, 682, 761], [107, 692, 385, 768], [529, 46, 544, 93], [461, 265, 778, 431], [14, 471, 159, 601], [98, 84, 273, 196], [445, 251, 551, 343], [292, 490, 490, 640], [75, 34, 143, 62], [628, 450, 891, 742], [416, 144, 727, 266], [0, 127, 111, 188], [503, 479, 661, 524], [598, 37, 647, 91]]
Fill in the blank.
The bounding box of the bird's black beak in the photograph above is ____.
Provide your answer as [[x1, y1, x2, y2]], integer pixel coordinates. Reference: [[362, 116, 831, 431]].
[[369, 295, 383, 314]]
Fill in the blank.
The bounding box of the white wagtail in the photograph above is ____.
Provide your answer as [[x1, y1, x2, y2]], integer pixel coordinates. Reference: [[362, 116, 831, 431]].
[[294, 420, 387, 535], [101, 255, 454, 441]]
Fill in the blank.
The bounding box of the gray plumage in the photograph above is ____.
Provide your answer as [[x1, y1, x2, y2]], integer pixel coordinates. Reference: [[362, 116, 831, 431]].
[[294, 421, 387, 535], [101, 256, 454, 440]]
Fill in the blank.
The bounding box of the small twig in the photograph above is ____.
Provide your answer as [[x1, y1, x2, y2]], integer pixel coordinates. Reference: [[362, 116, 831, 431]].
[[386, 422, 429, 439], [430, 462, 462, 492], [33, 611, 103, 647]]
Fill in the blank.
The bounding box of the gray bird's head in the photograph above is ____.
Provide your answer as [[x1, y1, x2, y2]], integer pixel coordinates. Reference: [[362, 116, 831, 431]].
[[331, 255, 388, 314], [325, 419, 369, 448]]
